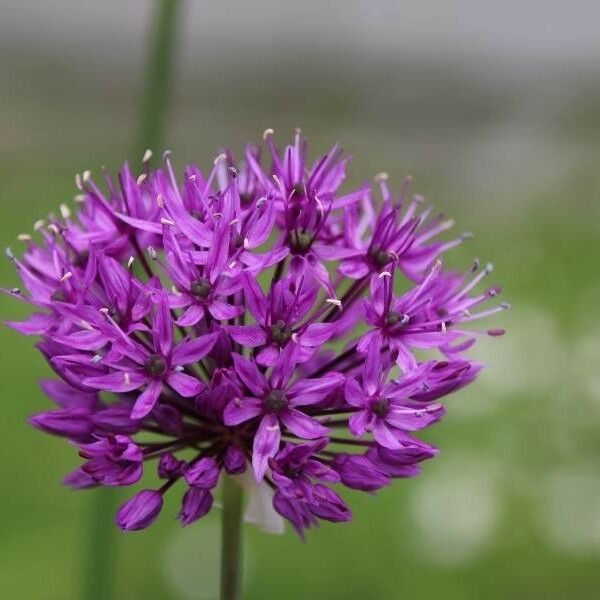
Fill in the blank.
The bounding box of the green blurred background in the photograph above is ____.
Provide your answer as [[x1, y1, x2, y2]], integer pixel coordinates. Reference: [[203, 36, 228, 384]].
[[1, 1, 599, 598]]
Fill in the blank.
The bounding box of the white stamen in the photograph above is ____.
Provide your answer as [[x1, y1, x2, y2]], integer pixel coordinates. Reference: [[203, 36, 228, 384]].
[[212, 212, 222, 219], [80, 320, 94, 330], [174, 365, 184, 372], [74, 194, 86, 203], [33, 219, 45, 231], [485, 262, 494, 274], [291, 333, 299, 343], [378, 271, 392, 278], [147, 246, 157, 260], [263, 128, 274, 140], [137, 173, 147, 186], [214, 153, 227, 165], [229, 218, 240, 226], [243, 238, 250, 249], [171, 285, 181, 296], [156, 194, 165, 208], [326, 298, 342, 309], [5, 247, 15, 260], [143, 149, 153, 163], [315, 196, 324, 214], [374, 172, 388, 182], [47, 224, 60, 235], [10, 288, 21, 295], [60, 204, 71, 219], [91, 354, 102, 364], [188, 174, 197, 181], [127, 256, 135, 269], [60, 272, 73, 282], [160, 217, 174, 226], [75, 174, 83, 190], [17, 234, 31, 242], [234, 397, 242, 406], [124, 372, 131, 386], [266, 425, 279, 432], [163, 149, 172, 161], [99, 307, 110, 314], [82, 170, 91, 183], [441, 321, 447, 334], [500, 302, 511, 310], [229, 260, 237, 269]]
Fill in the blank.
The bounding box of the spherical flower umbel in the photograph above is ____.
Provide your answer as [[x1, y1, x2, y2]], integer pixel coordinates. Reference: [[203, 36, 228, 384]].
[[2, 131, 507, 539]]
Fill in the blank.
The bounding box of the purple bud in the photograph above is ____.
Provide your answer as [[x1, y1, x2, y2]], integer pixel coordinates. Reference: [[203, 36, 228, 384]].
[[92, 405, 140, 434], [367, 443, 439, 478], [309, 484, 352, 523], [184, 457, 220, 489], [333, 454, 390, 492], [273, 491, 317, 542], [179, 487, 213, 526], [62, 467, 97, 489], [158, 452, 186, 479], [29, 408, 91, 438], [116, 489, 163, 531], [153, 404, 183, 435], [224, 446, 246, 474]]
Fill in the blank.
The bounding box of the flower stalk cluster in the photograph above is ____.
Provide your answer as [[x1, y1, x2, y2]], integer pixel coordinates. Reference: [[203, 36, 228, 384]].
[[3, 131, 506, 538]]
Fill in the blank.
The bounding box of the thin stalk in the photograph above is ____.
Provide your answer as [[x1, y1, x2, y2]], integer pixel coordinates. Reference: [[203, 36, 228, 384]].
[[220, 477, 244, 600], [82, 488, 117, 600], [136, 0, 183, 161], [83, 2, 183, 600]]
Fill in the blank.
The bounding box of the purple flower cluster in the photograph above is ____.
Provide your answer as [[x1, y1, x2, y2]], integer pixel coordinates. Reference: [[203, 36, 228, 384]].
[[3, 131, 507, 538]]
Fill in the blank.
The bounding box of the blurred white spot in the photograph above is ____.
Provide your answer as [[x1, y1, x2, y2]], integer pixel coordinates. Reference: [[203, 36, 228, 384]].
[[235, 471, 285, 535], [452, 306, 564, 418], [162, 519, 254, 600], [407, 457, 500, 567], [538, 467, 600, 556]]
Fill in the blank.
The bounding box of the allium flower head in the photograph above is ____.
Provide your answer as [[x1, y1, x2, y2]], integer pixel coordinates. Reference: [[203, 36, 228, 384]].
[[2, 131, 507, 538]]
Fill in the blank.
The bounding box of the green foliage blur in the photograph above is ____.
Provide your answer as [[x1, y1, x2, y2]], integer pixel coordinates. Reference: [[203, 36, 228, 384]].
[[1, 5, 600, 599]]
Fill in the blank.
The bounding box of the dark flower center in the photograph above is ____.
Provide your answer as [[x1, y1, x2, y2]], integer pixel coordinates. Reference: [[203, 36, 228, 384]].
[[371, 397, 389, 418], [51, 289, 66, 302], [385, 311, 408, 329], [283, 464, 301, 479], [240, 191, 253, 205], [368, 245, 392, 268], [145, 354, 167, 377], [270, 320, 293, 345], [291, 183, 305, 198], [290, 230, 313, 254], [265, 389, 288, 412], [190, 278, 211, 299]]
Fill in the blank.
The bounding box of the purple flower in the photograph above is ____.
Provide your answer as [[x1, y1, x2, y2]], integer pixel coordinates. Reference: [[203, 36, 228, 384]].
[[345, 341, 445, 449], [3, 131, 506, 537], [223, 348, 343, 481]]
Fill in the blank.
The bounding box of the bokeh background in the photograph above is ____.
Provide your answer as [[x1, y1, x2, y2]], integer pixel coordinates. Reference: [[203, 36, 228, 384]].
[[1, 1, 599, 598]]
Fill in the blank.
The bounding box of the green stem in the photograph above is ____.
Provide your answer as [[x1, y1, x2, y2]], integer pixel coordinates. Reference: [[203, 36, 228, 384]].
[[83, 488, 118, 600], [220, 477, 244, 600], [136, 0, 182, 160], [82, 3, 182, 600]]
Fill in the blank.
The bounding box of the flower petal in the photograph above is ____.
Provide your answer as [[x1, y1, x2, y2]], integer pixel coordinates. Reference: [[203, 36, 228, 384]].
[[280, 408, 329, 439], [252, 414, 280, 481], [166, 372, 203, 398], [131, 380, 163, 419]]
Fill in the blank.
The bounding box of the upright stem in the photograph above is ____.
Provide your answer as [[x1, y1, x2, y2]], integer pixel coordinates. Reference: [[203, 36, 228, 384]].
[[220, 477, 244, 600], [83, 488, 117, 600], [82, 2, 182, 600], [136, 0, 182, 160]]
